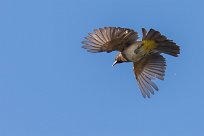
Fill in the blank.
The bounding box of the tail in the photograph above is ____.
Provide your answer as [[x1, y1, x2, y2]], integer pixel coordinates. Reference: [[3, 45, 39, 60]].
[[143, 28, 180, 57]]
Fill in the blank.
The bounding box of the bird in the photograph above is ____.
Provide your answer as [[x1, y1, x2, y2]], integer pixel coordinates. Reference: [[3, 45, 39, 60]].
[[82, 27, 180, 98]]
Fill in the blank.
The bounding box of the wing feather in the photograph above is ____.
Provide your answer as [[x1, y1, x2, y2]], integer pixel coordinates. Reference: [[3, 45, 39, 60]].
[[138, 77, 150, 98], [140, 75, 154, 94], [133, 54, 166, 98], [82, 27, 138, 53]]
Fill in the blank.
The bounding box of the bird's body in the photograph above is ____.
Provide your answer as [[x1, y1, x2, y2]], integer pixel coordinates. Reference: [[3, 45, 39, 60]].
[[122, 41, 157, 62], [82, 27, 180, 98], [123, 43, 141, 62]]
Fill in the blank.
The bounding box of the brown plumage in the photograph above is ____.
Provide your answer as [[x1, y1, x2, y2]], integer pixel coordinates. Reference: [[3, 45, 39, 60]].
[[82, 27, 180, 98], [133, 54, 166, 98], [82, 27, 138, 52]]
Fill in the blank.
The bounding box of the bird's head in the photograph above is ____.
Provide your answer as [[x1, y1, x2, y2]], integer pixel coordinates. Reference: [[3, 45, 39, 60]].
[[112, 53, 128, 66]]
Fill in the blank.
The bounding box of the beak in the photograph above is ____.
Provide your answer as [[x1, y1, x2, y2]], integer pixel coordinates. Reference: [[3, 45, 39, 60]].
[[112, 60, 117, 66]]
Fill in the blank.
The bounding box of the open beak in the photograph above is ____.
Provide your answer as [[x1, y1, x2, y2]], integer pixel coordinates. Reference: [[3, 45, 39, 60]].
[[112, 60, 117, 66]]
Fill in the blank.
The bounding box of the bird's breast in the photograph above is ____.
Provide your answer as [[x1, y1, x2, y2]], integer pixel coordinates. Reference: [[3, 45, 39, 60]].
[[123, 44, 145, 62]]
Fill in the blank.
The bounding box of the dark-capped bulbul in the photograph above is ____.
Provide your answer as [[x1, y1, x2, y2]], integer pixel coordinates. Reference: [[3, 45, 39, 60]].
[[82, 27, 180, 98]]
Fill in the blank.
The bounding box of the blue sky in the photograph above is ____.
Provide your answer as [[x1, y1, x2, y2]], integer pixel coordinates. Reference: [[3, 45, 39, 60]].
[[0, 0, 204, 136]]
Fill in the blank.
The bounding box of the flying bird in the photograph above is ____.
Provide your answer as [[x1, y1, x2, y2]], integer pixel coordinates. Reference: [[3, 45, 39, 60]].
[[82, 27, 180, 98]]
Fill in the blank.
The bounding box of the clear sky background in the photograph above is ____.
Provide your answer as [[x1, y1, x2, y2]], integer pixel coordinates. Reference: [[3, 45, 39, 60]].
[[0, 0, 204, 136]]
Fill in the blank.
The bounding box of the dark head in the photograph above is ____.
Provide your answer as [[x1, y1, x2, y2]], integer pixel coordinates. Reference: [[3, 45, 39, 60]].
[[112, 53, 128, 66]]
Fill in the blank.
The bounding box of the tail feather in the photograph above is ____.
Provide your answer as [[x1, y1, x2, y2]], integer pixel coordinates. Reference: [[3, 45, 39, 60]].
[[156, 40, 180, 57], [157, 45, 180, 57], [156, 41, 180, 57], [144, 29, 180, 57]]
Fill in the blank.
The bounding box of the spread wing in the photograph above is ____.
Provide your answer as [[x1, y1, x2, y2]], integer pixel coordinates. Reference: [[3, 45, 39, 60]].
[[82, 27, 138, 53], [133, 54, 166, 98]]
